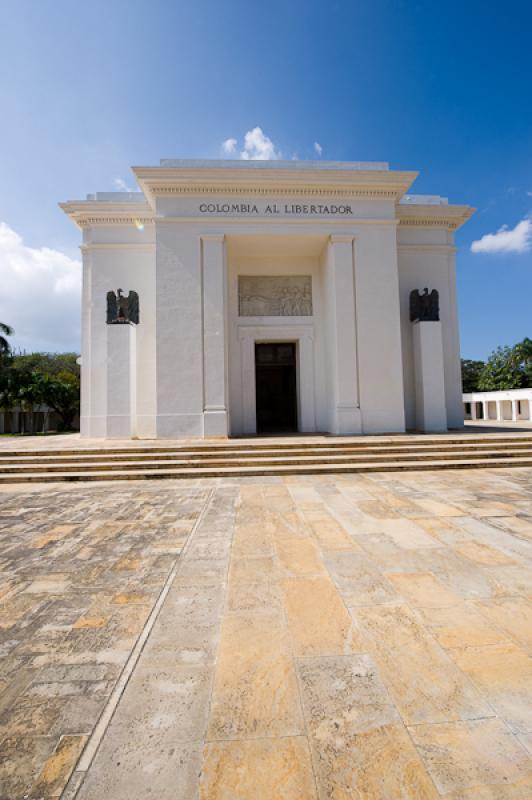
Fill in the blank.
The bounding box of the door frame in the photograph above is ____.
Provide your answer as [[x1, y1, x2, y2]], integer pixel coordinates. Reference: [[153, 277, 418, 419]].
[[237, 325, 316, 435], [254, 341, 298, 435]]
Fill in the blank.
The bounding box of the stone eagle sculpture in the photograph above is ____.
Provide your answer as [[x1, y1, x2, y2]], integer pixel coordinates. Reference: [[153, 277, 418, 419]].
[[106, 289, 140, 325], [409, 288, 439, 322]]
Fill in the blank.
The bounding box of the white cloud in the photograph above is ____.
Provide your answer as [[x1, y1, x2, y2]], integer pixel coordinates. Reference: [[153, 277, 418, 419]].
[[471, 217, 532, 254], [222, 138, 237, 155], [240, 127, 281, 160], [113, 176, 136, 192], [314, 141, 323, 156], [0, 222, 81, 353], [220, 128, 282, 161]]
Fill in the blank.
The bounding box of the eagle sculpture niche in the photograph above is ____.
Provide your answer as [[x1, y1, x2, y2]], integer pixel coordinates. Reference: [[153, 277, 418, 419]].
[[409, 288, 439, 323], [106, 289, 140, 324]]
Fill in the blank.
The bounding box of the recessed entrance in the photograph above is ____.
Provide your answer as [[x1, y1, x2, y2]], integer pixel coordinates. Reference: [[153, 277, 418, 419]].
[[255, 343, 298, 434]]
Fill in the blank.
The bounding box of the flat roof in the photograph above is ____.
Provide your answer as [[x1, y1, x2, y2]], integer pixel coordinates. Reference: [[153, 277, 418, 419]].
[[159, 158, 390, 171]]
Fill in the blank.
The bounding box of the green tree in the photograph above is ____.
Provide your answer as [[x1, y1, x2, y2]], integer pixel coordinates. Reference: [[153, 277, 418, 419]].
[[11, 352, 80, 379], [0, 351, 80, 433], [508, 337, 532, 387], [36, 371, 80, 431], [461, 359, 485, 393], [477, 346, 525, 391], [0, 322, 14, 363]]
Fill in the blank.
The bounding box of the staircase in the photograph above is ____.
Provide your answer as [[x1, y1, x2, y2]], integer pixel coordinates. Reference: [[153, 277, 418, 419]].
[[1, 433, 532, 483]]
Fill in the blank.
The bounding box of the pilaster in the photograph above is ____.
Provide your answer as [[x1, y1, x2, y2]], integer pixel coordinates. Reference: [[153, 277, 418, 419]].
[[202, 234, 228, 437], [106, 323, 137, 438], [326, 235, 362, 434], [412, 321, 447, 432]]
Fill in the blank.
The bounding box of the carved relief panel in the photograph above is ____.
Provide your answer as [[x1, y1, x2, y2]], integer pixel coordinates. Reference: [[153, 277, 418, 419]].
[[238, 276, 312, 317]]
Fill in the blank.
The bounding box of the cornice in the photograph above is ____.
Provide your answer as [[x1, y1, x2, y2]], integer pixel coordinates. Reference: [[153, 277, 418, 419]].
[[76, 217, 153, 229], [59, 201, 153, 230], [153, 216, 399, 226], [80, 243, 155, 251], [397, 244, 457, 253], [146, 185, 403, 200], [397, 204, 475, 231], [132, 165, 418, 205], [330, 234, 355, 243]]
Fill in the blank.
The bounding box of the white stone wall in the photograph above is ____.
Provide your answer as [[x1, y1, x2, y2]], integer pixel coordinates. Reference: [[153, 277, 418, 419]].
[[80, 222, 156, 438], [63, 161, 472, 439]]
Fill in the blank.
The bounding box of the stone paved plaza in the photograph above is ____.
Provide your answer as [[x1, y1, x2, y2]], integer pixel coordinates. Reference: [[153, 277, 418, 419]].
[[1, 468, 532, 798]]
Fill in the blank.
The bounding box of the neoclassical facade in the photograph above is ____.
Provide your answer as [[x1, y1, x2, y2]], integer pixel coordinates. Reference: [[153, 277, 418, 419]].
[[61, 159, 473, 439]]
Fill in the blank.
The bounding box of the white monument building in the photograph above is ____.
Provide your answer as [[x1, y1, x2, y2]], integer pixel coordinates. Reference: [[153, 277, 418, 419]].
[[61, 160, 473, 439]]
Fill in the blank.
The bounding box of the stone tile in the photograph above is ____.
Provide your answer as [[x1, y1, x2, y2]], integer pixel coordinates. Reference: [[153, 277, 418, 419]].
[[297, 654, 438, 799], [199, 737, 317, 800], [416, 603, 512, 649], [379, 518, 441, 549], [453, 517, 532, 565], [177, 557, 229, 580], [481, 565, 532, 599], [226, 579, 283, 614], [232, 524, 274, 556], [416, 516, 472, 545], [351, 604, 492, 724], [229, 555, 277, 583], [207, 612, 303, 739], [281, 576, 363, 656], [76, 736, 203, 800], [455, 540, 517, 566], [274, 537, 325, 576], [308, 519, 354, 549], [474, 597, 532, 649], [408, 718, 532, 796], [386, 571, 463, 607], [29, 734, 87, 798], [322, 550, 399, 606], [450, 643, 532, 733], [107, 664, 212, 741], [142, 613, 220, 668], [517, 733, 532, 754], [0, 735, 57, 800], [445, 775, 532, 798], [269, 510, 313, 539], [413, 498, 465, 516]]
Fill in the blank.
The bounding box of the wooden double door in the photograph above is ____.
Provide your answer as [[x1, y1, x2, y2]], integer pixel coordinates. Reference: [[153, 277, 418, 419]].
[[255, 343, 298, 434]]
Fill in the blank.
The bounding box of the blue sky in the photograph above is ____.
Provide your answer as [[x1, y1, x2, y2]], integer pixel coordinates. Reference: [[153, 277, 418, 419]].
[[0, 0, 530, 358]]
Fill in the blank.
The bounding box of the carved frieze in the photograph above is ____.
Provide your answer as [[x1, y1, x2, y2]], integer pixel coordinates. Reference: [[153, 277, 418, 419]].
[[238, 276, 312, 317]]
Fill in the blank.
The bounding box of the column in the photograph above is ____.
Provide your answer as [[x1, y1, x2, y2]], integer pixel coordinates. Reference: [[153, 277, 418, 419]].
[[327, 236, 362, 434], [202, 235, 228, 437], [482, 401, 489, 421], [106, 323, 136, 438], [412, 321, 447, 432], [496, 400, 503, 421], [471, 401, 478, 421], [512, 399, 518, 422]]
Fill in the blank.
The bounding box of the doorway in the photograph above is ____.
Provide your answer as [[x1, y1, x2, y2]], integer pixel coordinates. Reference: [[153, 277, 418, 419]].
[[255, 343, 298, 434]]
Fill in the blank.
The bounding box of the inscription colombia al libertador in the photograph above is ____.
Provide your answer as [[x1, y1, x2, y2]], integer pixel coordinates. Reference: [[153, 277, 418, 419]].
[[199, 202, 353, 215]]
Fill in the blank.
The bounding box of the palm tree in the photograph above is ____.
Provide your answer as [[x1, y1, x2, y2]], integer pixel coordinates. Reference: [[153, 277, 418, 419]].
[[508, 337, 532, 388], [0, 322, 14, 358], [508, 337, 532, 366]]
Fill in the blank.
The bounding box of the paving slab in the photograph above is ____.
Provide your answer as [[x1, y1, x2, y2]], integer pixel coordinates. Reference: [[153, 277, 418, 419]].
[[1, 467, 532, 798]]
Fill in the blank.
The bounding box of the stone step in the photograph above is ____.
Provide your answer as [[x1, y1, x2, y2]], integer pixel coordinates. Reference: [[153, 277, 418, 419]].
[[2, 447, 532, 475], [3, 438, 532, 464], [1, 433, 532, 459], [2, 456, 532, 483]]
